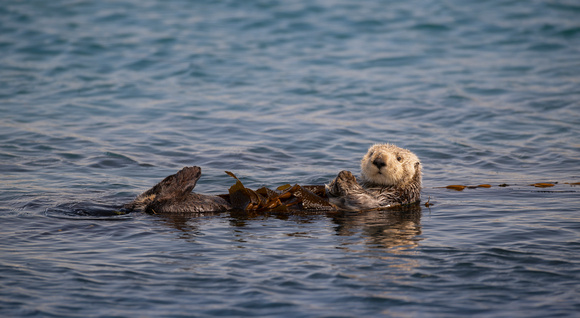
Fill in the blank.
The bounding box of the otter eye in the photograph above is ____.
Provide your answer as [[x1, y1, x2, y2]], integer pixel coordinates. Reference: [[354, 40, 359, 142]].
[[397, 156, 402, 162]]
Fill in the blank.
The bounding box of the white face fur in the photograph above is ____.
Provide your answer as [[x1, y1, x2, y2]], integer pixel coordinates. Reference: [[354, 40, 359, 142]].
[[360, 144, 421, 187]]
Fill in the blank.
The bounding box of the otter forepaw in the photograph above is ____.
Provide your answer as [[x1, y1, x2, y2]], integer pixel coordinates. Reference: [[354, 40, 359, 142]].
[[326, 170, 362, 197]]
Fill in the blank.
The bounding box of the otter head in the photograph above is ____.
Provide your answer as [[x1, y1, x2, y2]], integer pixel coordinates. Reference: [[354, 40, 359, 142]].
[[360, 144, 421, 188]]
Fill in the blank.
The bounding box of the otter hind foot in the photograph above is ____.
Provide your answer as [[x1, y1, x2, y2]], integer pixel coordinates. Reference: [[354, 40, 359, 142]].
[[124, 166, 231, 213], [150, 166, 202, 199]]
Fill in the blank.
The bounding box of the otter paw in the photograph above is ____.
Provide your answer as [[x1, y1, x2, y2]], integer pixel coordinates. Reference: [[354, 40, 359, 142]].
[[326, 170, 362, 197]]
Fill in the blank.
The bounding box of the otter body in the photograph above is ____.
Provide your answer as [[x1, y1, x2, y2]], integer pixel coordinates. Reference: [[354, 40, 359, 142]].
[[124, 144, 421, 213], [325, 144, 421, 210]]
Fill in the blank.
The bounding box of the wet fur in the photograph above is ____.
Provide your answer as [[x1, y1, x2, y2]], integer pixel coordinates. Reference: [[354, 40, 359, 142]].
[[123, 166, 231, 213], [125, 144, 421, 213], [325, 144, 421, 210]]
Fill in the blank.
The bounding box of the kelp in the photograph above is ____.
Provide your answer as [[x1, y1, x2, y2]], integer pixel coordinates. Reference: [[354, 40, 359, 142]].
[[440, 182, 579, 191], [445, 185, 467, 191], [444, 184, 492, 191], [222, 171, 577, 212], [530, 183, 555, 188], [221, 171, 336, 212]]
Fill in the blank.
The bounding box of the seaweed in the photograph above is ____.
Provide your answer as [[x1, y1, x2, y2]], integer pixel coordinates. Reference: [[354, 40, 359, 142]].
[[224, 171, 336, 212], [530, 183, 555, 188], [445, 185, 467, 191]]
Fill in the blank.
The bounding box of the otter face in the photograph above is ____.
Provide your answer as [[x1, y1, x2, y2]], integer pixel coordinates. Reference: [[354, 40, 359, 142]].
[[360, 144, 421, 187]]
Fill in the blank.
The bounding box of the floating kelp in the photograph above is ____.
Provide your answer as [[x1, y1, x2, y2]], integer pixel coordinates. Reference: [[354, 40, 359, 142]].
[[444, 184, 493, 191], [222, 171, 335, 212], [424, 196, 434, 207], [438, 182, 579, 192], [445, 185, 467, 191], [530, 183, 555, 188]]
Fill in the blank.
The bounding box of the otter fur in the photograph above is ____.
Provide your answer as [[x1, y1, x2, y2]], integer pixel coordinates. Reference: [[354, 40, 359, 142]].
[[325, 144, 422, 210], [124, 144, 421, 213], [123, 166, 231, 213]]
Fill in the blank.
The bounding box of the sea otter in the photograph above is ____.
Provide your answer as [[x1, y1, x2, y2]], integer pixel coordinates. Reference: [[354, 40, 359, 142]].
[[325, 144, 422, 210], [124, 144, 421, 213]]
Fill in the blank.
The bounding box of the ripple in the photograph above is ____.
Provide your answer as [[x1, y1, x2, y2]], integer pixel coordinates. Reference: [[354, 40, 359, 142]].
[[88, 152, 139, 169], [527, 42, 566, 52], [1, 0, 580, 317], [352, 55, 423, 69]]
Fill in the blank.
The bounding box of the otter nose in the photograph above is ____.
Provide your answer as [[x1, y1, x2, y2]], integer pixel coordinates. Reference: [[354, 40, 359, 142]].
[[372, 158, 386, 169]]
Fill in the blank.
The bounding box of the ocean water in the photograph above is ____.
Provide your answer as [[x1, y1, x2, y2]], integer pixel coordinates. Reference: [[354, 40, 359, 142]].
[[1, 0, 579, 317]]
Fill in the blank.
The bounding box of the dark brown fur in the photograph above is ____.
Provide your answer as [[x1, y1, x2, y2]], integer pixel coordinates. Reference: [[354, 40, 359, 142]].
[[123, 166, 231, 213]]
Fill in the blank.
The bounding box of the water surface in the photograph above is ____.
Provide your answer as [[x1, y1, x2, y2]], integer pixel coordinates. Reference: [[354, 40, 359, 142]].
[[1, 0, 579, 317]]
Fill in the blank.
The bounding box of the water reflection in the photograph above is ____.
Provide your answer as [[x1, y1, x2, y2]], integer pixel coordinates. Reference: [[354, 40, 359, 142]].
[[152, 205, 422, 253], [152, 212, 213, 240], [332, 204, 423, 252]]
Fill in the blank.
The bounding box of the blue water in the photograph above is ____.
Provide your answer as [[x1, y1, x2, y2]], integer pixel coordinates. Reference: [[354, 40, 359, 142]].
[[1, 0, 580, 317]]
